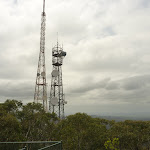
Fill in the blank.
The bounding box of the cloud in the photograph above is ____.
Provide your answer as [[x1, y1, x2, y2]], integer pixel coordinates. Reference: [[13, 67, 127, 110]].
[[121, 75, 150, 90], [0, 0, 150, 114], [66, 75, 150, 106], [70, 77, 111, 93]]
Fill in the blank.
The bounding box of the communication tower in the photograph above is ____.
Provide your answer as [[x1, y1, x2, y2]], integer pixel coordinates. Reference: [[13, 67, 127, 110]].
[[34, 0, 47, 111], [49, 40, 67, 118]]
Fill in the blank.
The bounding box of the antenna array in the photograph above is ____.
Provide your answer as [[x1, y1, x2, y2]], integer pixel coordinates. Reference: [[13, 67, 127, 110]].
[[49, 41, 67, 119]]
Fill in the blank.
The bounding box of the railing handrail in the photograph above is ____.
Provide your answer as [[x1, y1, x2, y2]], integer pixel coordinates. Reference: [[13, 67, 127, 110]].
[[0, 141, 60, 144], [0, 141, 62, 150]]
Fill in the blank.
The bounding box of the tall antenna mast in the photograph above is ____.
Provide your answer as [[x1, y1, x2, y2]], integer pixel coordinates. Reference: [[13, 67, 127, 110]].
[[49, 38, 67, 119], [34, 0, 47, 111], [43, 0, 45, 13]]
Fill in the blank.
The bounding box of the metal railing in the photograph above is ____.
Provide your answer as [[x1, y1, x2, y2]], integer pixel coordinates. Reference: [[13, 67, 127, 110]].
[[0, 141, 62, 150]]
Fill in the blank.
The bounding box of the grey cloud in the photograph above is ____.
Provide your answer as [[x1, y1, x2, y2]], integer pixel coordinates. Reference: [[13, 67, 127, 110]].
[[105, 82, 119, 90], [67, 75, 150, 105], [139, 0, 150, 8], [99, 75, 150, 103], [70, 77, 110, 94], [102, 26, 116, 36], [121, 75, 150, 90], [0, 80, 34, 99], [0, 0, 150, 115]]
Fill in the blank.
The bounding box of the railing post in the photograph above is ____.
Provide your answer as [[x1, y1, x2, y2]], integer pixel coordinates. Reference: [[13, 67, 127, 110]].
[[61, 140, 62, 150]]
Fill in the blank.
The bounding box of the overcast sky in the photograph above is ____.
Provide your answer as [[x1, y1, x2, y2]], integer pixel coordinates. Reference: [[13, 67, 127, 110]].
[[0, 0, 150, 116]]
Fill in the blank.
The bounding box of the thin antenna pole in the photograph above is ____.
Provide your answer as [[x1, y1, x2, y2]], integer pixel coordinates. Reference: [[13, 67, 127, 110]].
[[43, 0, 45, 13], [57, 32, 59, 44]]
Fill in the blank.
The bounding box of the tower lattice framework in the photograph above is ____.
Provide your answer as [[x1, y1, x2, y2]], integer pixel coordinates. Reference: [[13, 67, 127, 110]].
[[49, 41, 67, 118], [34, 0, 47, 111]]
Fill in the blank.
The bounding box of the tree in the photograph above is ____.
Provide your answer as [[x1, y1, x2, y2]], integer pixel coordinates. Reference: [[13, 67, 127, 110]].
[[0, 112, 23, 142], [104, 138, 120, 150], [2, 99, 23, 115], [0, 100, 24, 142], [18, 102, 58, 141], [54, 113, 107, 150], [109, 120, 150, 150], [0, 100, 58, 142]]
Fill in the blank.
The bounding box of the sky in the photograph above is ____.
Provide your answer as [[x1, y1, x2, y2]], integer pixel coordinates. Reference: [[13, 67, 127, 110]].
[[0, 0, 150, 116]]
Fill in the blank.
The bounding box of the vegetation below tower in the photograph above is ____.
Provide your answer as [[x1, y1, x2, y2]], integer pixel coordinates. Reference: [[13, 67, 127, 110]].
[[0, 100, 150, 150]]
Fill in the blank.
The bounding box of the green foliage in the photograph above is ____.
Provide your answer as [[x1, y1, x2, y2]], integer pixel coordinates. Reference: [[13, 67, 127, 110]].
[[0, 100, 59, 141], [0, 112, 23, 141], [0, 100, 24, 141], [109, 120, 150, 149], [54, 113, 108, 150], [18, 102, 58, 141], [0, 99, 150, 150], [2, 99, 23, 114], [104, 138, 120, 150]]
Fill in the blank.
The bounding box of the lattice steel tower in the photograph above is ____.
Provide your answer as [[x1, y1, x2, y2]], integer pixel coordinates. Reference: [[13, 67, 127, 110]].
[[49, 40, 67, 118], [34, 0, 47, 111]]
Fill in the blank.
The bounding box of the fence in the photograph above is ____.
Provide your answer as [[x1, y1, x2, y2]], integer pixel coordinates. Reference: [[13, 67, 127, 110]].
[[0, 141, 62, 150]]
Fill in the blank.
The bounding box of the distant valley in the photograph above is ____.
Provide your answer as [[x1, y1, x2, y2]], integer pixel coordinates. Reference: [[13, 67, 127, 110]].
[[91, 115, 150, 122]]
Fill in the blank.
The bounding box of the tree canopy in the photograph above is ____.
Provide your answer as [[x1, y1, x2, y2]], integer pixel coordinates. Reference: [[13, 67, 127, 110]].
[[0, 100, 150, 150]]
